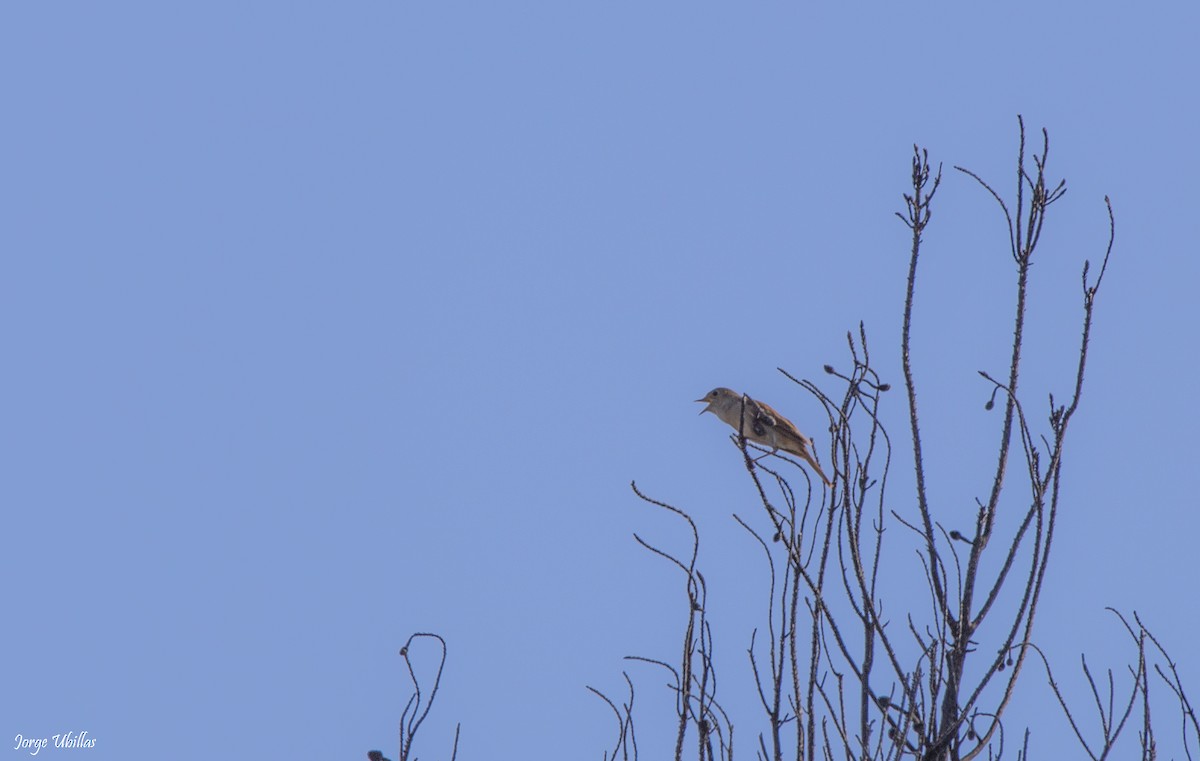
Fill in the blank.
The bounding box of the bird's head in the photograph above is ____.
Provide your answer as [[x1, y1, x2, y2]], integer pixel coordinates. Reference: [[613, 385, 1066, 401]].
[[695, 387, 739, 416]]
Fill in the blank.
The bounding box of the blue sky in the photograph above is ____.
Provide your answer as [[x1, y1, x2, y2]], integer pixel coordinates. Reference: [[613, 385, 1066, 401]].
[[2, 3, 1197, 759]]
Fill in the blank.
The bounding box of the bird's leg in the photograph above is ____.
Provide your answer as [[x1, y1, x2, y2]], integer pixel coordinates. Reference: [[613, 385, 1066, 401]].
[[749, 447, 779, 464]]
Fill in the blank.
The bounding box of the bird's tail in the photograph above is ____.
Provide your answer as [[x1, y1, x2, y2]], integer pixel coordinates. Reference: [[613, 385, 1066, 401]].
[[798, 450, 834, 487]]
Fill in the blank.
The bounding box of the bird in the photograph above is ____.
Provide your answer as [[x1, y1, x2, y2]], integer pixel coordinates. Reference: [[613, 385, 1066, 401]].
[[696, 387, 833, 486]]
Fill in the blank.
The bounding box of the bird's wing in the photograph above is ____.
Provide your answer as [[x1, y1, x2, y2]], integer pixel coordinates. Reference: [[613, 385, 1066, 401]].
[[753, 399, 812, 448], [746, 397, 777, 427]]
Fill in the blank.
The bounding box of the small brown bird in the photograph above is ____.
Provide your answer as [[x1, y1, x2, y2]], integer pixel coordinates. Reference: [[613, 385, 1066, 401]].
[[696, 387, 833, 486]]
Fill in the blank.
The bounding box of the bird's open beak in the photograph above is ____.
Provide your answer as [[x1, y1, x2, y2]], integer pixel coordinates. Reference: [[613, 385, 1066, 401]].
[[695, 397, 710, 413]]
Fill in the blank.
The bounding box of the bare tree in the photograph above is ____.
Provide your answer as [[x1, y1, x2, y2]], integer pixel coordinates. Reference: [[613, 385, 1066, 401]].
[[368, 632, 460, 761], [601, 117, 1196, 761]]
